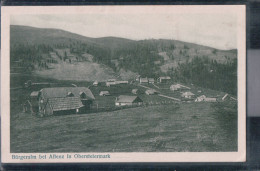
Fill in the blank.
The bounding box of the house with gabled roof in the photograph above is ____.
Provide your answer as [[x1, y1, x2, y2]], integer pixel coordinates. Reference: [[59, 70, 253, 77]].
[[115, 95, 143, 106], [148, 78, 155, 84], [181, 91, 195, 99], [145, 89, 159, 95], [157, 76, 171, 83], [38, 87, 95, 116], [170, 83, 191, 91], [99, 91, 110, 96], [195, 95, 217, 102], [132, 89, 139, 95], [93, 80, 99, 86], [140, 77, 148, 84]]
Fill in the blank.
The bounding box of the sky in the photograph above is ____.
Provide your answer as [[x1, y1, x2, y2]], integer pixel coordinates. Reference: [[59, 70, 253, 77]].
[[11, 13, 237, 50]]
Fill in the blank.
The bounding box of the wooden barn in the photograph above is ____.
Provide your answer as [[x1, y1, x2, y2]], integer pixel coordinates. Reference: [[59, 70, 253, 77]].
[[38, 87, 95, 116], [99, 91, 110, 96], [170, 84, 182, 91], [140, 78, 148, 84], [170, 83, 191, 91], [93, 80, 99, 86], [148, 78, 155, 84], [132, 89, 139, 95], [106, 79, 117, 87], [181, 91, 195, 99], [157, 76, 171, 83], [195, 95, 217, 102], [145, 89, 158, 95], [135, 75, 141, 82], [115, 80, 129, 84], [115, 95, 143, 106]]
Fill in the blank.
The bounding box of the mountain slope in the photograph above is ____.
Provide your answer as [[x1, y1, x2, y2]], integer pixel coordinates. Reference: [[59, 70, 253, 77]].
[[10, 25, 135, 49], [10, 25, 237, 78]]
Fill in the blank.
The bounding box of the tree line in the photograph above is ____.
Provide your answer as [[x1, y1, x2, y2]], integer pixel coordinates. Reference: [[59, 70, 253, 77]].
[[10, 42, 237, 95], [168, 56, 237, 95]]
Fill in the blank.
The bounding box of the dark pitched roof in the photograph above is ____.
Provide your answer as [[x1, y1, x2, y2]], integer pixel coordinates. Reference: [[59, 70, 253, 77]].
[[48, 97, 84, 111], [116, 95, 142, 103], [41, 87, 95, 100]]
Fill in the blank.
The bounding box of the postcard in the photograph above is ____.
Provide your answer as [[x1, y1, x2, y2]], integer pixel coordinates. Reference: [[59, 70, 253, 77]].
[[1, 5, 246, 163]]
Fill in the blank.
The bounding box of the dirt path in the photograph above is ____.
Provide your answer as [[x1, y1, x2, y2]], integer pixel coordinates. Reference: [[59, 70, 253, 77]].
[[152, 83, 160, 89], [137, 84, 151, 89], [158, 94, 181, 101], [137, 84, 181, 101]]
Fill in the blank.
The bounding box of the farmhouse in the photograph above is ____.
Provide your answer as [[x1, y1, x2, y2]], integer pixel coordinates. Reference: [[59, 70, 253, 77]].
[[106, 79, 117, 87], [132, 89, 139, 94], [115, 95, 143, 106], [140, 78, 148, 84], [116, 80, 129, 84], [195, 95, 206, 102], [99, 91, 110, 96], [195, 95, 217, 102], [38, 87, 95, 116], [181, 91, 195, 99], [145, 89, 158, 95], [157, 76, 171, 83], [170, 83, 191, 91], [135, 75, 141, 82], [205, 97, 217, 102], [93, 80, 99, 86], [170, 84, 182, 91], [148, 78, 155, 84]]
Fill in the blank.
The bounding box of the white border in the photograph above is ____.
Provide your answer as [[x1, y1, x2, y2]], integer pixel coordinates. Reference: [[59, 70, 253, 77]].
[[1, 5, 246, 163]]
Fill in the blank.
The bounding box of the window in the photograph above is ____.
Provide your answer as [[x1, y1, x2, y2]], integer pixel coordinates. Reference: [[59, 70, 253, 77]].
[[67, 92, 74, 97], [80, 92, 86, 99]]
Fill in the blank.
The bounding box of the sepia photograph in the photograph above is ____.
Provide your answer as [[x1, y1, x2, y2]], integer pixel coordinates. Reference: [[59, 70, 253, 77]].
[[1, 5, 246, 162]]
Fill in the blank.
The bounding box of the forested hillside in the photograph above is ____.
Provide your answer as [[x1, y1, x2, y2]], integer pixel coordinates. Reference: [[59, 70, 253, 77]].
[[10, 25, 237, 95]]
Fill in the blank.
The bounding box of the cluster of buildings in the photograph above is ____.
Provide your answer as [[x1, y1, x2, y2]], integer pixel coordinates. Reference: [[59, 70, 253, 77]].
[[136, 76, 171, 84], [24, 74, 236, 116], [169, 83, 217, 102], [25, 84, 144, 116]]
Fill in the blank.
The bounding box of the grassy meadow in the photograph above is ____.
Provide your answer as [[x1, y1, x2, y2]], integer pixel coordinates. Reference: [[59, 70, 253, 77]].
[[10, 102, 237, 152]]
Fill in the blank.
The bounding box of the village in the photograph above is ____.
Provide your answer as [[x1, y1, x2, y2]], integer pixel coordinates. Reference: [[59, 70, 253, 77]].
[[8, 21, 239, 153], [23, 74, 236, 117]]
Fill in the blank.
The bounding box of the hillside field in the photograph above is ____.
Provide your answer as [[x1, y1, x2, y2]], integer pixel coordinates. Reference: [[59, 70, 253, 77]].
[[11, 102, 237, 153], [10, 73, 237, 152]]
